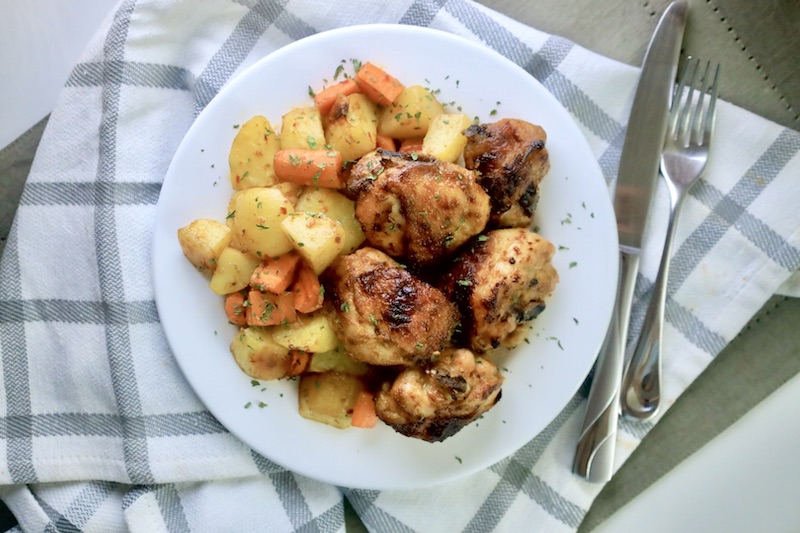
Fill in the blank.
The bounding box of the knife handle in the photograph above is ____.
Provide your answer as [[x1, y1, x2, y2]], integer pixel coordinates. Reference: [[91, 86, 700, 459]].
[[573, 251, 639, 482]]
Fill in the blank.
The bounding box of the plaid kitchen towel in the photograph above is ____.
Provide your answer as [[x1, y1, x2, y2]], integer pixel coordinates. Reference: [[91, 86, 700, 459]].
[[1, 0, 799, 531]]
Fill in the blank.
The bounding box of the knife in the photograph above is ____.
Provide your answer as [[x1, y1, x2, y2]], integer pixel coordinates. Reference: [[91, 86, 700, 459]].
[[573, 0, 687, 483]]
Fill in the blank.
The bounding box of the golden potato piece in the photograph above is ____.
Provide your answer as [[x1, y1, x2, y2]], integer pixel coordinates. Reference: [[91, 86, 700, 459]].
[[229, 115, 280, 190], [177, 219, 231, 275]]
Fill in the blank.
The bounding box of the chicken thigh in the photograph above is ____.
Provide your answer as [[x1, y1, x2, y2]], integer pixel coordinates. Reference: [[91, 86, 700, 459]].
[[347, 149, 491, 265], [324, 247, 459, 366], [375, 347, 504, 442], [439, 228, 558, 353], [463, 118, 550, 228]]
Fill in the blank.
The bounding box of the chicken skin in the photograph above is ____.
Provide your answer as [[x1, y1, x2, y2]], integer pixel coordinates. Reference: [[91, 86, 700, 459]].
[[324, 247, 459, 367], [463, 118, 550, 228], [375, 348, 504, 442], [440, 228, 558, 353], [347, 149, 491, 265]]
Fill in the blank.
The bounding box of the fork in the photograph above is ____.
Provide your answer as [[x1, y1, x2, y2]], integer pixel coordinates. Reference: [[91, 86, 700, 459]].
[[621, 58, 720, 420]]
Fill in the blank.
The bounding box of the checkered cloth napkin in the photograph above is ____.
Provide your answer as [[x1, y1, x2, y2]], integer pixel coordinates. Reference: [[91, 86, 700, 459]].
[[1, 0, 799, 531]]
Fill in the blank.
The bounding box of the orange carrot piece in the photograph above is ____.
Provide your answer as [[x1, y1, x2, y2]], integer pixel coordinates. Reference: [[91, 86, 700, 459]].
[[314, 78, 361, 116], [246, 289, 297, 327], [288, 349, 311, 376], [398, 138, 424, 154], [250, 252, 302, 294], [376, 133, 396, 151], [351, 390, 378, 428], [224, 291, 248, 326], [355, 62, 405, 106], [292, 261, 324, 314], [273, 149, 344, 188]]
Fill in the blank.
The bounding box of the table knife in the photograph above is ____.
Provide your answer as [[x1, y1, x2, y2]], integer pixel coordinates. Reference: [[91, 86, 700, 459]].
[[573, 0, 687, 483]]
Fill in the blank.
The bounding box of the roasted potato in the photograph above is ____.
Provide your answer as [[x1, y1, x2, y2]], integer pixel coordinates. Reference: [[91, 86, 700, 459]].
[[324, 93, 379, 162], [377, 85, 445, 139], [295, 187, 365, 254], [308, 345, 370, 376], [229, 115, 281, 190], [209, 247, 260, 295], [280, 212, 345, 274], [280, 106, 326, 151], [229, 187, 295, 258], [298, 371, 364, 429], [271, 311, 339, 353], [177, 219, 231, 275], [230, 326, 292, 380], [422, 113, 472, 163]]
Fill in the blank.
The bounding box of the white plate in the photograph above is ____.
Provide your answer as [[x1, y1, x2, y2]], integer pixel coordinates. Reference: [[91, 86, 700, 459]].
[[153, 24, 618, 490]]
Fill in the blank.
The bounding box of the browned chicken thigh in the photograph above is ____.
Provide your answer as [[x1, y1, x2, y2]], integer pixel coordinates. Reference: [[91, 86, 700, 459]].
[[347, 149, 491, 265], [440, 228, 558, 353], [324, 247, 459, 367], [463, 118, 550, 228], [375, 347, 504, 442]]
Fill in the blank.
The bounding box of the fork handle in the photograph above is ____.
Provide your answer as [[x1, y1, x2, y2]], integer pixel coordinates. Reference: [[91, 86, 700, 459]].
[[621, 189, 685, 420]]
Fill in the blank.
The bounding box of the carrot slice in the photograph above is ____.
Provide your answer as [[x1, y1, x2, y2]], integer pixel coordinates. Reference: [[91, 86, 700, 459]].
[[376, 132, 396, 151], [246, 289, 297, 326], [288, 349, 311, 376], [314, 78, 361, 116], [351, 390, 378, 428], [250, 252, 301, 294], [292, 261, 324, 314], [273, 149, 344, 188], [355, 62, 405, 106], [224, 291, 248, 326], [398, 137, 424, 154]]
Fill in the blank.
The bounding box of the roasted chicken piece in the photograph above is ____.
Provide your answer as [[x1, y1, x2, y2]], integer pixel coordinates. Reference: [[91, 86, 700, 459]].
[[375, 348, 504, 442], [463, 118, 550, 228], [440, 228, 558, 353], [347, 149, 491, 265], [324, 247, 459, 366]]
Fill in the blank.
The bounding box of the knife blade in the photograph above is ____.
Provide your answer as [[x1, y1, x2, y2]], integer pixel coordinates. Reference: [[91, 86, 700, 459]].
[[573, 0, 687, 483]]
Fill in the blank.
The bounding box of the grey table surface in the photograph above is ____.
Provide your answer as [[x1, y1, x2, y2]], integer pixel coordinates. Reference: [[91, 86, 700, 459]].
[[1, 1, 798, 532]]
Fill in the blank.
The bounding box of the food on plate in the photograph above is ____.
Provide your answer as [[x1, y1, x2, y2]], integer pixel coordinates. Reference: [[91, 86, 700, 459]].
[[440, 228, 559, 353], [176, 60, 558, 440], [375, 348, 504, 442], [347, 149, 491, 265], [229, 115, 281, 190], [176, 218, 231, 274], [463, 118, 550, 227], [324, 247, 458, 366]]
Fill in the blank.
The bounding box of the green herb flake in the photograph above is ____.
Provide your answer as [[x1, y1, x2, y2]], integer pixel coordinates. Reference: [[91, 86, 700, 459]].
[[307, 136, 318, 149], [457, 279, 473, 286]]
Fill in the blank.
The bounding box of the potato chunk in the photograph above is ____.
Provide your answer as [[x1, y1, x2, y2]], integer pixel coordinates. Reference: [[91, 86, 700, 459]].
[[295, 187, 365, 254], [298, 371, 364, 429], [378, 85, 445, 139], [177, 219, 231, 275], [229, 187, 295, 258], [280, 212, 345, 274], [271, 312, 339, 353], [325, 93, 379, 162], [230, 326, 292, 380], [308, 345, 369, 376], [209, 247, 260, 295], [280, 106, 326, 151], [229, 115, 281, 190], [422, 113, 472, 163]]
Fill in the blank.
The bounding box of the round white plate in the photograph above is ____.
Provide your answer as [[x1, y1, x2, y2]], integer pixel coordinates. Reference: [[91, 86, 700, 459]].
[[153, 24, 618, 490]]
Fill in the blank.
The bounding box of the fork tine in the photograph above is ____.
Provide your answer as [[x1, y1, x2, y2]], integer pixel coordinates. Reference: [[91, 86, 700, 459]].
[[702, 63, 720, 145], [668, 59, 694, 134], [677, 59, 701, 146], [689, 61, 711, 145]]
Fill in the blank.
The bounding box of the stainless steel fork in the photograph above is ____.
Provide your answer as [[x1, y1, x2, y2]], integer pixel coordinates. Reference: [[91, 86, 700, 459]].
[[621, 58, 720, 420]]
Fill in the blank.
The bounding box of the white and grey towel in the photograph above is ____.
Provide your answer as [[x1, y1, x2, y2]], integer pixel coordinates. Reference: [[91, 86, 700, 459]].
[[1, 1, 799, 531]]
